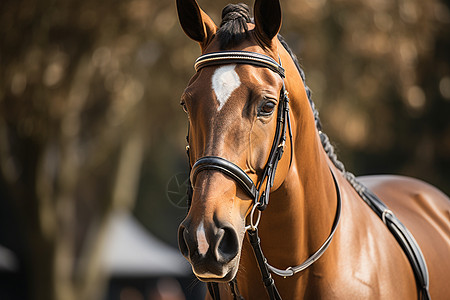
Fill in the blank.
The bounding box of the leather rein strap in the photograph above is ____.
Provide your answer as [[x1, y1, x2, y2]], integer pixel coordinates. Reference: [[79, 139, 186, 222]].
[[187, 51, 342, 300]]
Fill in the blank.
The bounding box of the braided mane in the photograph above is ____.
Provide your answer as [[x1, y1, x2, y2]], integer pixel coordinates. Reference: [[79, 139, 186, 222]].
[[217, 4, 251, 49], [278, 36, 366, 191]]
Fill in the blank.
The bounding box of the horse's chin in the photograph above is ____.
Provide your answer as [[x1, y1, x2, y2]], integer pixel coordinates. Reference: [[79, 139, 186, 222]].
[[192, 256, 240, 283], [195, 270, 236, 283]]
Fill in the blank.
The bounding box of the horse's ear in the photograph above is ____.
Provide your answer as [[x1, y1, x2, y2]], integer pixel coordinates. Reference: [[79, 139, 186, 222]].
[[176, 0, 217, 49], [253, 0, 282, 46]]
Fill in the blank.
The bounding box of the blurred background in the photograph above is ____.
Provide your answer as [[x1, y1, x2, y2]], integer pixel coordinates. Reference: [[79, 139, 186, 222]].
[[0, 0, 449, 299]]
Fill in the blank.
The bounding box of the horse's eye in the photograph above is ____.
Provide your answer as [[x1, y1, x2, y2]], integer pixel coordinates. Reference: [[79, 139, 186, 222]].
[[258, 101, 276, 116], [180, 101, 188, 113]]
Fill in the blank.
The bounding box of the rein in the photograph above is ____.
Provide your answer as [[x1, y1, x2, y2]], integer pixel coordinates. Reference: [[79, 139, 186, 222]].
[[186, 51, 342, 300]]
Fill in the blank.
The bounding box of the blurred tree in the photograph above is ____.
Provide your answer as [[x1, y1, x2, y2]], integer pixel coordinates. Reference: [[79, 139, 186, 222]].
[[280, 0, 450, 192], [0, 0, 449, 300], [0, 0, 153, 299]]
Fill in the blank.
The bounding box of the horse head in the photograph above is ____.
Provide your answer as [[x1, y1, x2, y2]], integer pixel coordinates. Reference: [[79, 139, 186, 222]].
[[176, 0, 311, 282]]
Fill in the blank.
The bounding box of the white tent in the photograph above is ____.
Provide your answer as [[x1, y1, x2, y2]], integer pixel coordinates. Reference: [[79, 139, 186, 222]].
[[102, 212, 190, 276], [0, 245, 18, 272]]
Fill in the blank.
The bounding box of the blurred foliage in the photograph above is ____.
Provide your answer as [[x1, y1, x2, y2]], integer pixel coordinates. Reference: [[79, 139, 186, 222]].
[[0, 0, 449, 299], [281, 0, 450, 190]]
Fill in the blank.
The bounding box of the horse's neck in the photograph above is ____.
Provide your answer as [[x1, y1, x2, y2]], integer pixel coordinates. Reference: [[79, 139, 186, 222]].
[[259, 130, 339, 268], [237, 53, 343, 297], [264, 51, 341, 256], [235, 57, 415, 298], [236, 122, 342, 297]]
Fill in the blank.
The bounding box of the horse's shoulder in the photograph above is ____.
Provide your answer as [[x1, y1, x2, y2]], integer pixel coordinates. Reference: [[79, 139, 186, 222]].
[[357, 174, 450, 244]]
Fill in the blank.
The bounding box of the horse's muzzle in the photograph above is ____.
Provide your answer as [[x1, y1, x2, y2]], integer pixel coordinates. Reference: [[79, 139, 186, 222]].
[[178, 218, 240, 281]]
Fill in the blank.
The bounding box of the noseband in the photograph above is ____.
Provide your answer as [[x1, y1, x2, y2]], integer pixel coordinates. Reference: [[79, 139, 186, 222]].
[[185, 51, 341, 300]]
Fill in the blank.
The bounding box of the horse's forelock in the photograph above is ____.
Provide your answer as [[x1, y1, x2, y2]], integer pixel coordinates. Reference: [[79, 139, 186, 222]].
[[217, 3, 252, 49]]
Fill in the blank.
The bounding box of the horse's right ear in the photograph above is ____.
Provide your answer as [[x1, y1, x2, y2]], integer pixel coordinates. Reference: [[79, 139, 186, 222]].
[[176, 0, 217, 50], [254, 0, 282, 47]]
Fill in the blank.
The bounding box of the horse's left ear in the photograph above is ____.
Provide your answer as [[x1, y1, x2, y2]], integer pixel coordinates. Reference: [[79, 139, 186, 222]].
[[254, 0, 282, 46], [176, 0, 218, 50]]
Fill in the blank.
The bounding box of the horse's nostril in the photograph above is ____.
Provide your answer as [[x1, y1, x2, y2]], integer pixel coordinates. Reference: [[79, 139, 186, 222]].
[[216, 227, 239, 263], [178, 225, 189, 258]]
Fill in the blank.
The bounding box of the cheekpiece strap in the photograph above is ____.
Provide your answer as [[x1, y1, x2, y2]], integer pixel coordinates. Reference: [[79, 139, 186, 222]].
[[195, 51, 286, 78]]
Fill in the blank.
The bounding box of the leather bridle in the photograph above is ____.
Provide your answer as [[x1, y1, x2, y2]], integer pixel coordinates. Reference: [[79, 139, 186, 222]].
[[189, 51, 292, 213], [185, 51, 342, 300]]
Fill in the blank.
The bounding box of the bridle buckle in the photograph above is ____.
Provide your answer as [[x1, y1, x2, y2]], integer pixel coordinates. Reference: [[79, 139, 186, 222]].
[[245, 201, 262, 231]]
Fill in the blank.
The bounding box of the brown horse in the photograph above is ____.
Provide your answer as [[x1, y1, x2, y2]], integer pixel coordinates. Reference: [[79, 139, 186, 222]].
[[175, 0, 450, 299]]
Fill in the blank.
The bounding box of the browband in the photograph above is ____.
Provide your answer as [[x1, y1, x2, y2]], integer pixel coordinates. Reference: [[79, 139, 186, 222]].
[[195, 51, 286, 78]]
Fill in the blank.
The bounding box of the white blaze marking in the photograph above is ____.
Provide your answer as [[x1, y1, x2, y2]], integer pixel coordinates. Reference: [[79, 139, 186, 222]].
[[212, 65, 241, 111], [197, 222, 209, 256]]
